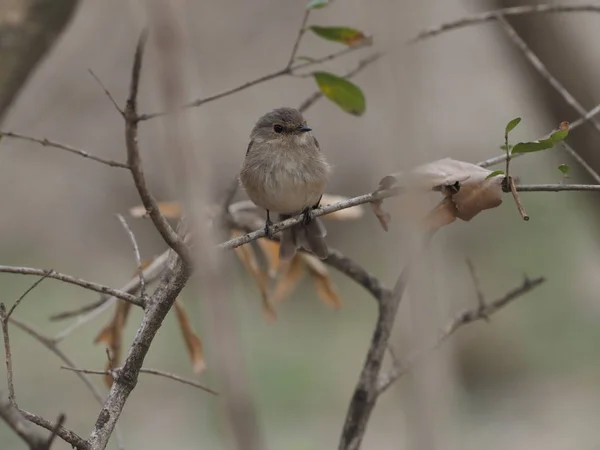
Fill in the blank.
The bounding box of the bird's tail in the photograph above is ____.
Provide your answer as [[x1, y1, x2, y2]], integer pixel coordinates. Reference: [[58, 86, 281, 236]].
[[279, 214, 328, 261]]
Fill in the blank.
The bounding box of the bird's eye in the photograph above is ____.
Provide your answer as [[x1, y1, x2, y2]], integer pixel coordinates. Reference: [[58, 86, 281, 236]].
[[273, 124, 284, 133]]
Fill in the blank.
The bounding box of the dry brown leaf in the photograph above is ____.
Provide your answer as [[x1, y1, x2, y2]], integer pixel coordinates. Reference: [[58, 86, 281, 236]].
[[319, 194, 364, 221], [94, 301, 132, 387], [231, 230, 276, 322], [371, 158, 504, 230], [370, 200, 391, 231], [255, 238, 281, 278], [173, 299, 205, 374], [129, 201, 182, 219], [301, 254, 342, 309], [271, 256, 305, 304]]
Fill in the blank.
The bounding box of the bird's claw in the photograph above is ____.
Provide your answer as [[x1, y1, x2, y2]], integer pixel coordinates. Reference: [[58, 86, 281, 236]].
[[301, 208, 313, 226], [264, 219, 274, 239]]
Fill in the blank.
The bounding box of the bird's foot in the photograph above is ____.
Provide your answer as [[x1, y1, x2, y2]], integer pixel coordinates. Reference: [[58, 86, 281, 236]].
[[301, 207, 313, 226], [264, 218, 274, 239]]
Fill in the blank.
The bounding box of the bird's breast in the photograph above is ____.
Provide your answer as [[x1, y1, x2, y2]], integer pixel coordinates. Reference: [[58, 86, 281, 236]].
[[241, 148, 329, 214]]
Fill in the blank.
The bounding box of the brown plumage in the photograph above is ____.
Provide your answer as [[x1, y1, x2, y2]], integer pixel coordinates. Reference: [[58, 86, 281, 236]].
[[240, 107, 331, 260]]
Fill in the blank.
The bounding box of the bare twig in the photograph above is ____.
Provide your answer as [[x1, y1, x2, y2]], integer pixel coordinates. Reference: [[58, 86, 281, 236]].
[[377, 275, 546, 393], [465, 257, 487, 320], [0, 266, 141, 307], [88, 256, 190, 450], [123, 32, 192, 266], [508, 177, 529, 220], [19, 409, 88, 450], [88, 69, 124, 116], [287, 9, 311, 68], [44, 414, 66, 450], [9, 318, 107, 406], [0, 393, 54, 450], [478, 102, 600, 169], [137, 39, 372, 121], [411, 4, 600, 43], [0, 131, 129, 169], [9, 316, 126, 448], [298, 53, 383, 113], [497, 17, 600, 184], [50, 250, 168, 323], [116, 214, 146, 298], [338, 231, 434, 450], [515, 183, 600, 192], [0, 304, 15, 405], [7, 272, 52, 319], [61, 366, 218, 396]]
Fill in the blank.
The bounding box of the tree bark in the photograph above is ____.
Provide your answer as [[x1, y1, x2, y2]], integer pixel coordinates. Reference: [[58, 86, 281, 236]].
[[0, 0, 80, 123]]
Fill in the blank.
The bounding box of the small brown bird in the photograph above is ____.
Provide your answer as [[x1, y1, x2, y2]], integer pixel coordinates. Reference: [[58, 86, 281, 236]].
[[240, 107, 331, 260]]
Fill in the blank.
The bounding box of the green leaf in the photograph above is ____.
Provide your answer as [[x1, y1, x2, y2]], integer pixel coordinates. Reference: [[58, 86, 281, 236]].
[[307, 0, 328, 8], [500, 144, 513, 151], [313, 72, 366, 116], [558, 164, 570, 175], [309, 26, 367, 46], [511, 122, 570, 155], [485, 170, 505, 180], [505, 117, 521, 137]]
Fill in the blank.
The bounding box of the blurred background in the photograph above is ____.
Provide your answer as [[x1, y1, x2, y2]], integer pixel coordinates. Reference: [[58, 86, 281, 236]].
[[2, 0, 600, 449]]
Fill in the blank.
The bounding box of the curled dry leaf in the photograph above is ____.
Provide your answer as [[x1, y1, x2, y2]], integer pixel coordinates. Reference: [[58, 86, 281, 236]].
[[173, 299, 205, 374], [231, 230, 277, 322], [371, 158, 504, 230], [129, 201, 182, 219], [234, 233, 343, 317], [94, 301, 132, 387], [300, 254, 342, 309]]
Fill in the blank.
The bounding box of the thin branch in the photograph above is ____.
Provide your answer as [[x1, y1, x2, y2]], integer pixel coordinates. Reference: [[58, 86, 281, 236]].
[[61, 366, 218, 396], [8, 316, 127, 448], [123, 32, 192, 266], [0, 304, 15, 405], [7, 272, 52, 319], [9, 318, 107, 406], [50, 250, 169, 323], [88, 257, 191, 450], [88, 69, 124, 116], [137, 39, 372, 121], [411, 4, 600, 43], [338, 231, 435, 450], [508, 177, 529, 220], [478, 101, 600, 169], [0, 131, 129, 169], [223, 180, 600, 252], [465, 258, 486, 317], [231, 212, 390, 303], [515, 183, 600, 192], [287, 9, 311, 68], [298, 53, 383, 113], [377, 275, 546, 393], [44, 414, 66, 450], [18, 409, 88, 450], [0, 393, 50, 450], [116, 214, 146, 298], [497, 16, 600, 184], [221, 189, 399, 250], [0, 266, 142, 307]]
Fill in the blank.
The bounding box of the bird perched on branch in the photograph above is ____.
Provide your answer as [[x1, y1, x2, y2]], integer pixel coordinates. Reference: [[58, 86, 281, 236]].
[[240, 107, 331, 260]]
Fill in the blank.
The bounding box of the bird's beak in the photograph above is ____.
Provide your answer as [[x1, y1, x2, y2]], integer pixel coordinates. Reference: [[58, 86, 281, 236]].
[[298, 125, 312, 132]]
